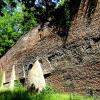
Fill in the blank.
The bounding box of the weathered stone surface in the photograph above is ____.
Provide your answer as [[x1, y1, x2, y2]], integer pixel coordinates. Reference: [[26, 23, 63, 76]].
[[27, 60, 46, 92], [0, 0, 100, 95], [1, 71, 5, 87], [10, 65, 16, 88]]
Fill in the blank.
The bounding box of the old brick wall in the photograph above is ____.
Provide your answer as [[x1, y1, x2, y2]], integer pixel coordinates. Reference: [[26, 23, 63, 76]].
[[0, 0, 100, 95], [68, 0, 100, 41]]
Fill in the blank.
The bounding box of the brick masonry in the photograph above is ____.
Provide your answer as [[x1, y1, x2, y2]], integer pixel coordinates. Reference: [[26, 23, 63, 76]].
[[0, 0, 100, 95]]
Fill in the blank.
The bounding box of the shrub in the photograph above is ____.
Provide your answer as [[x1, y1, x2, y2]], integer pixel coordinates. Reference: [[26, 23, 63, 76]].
[[14, 80, 23, 88], [40, 85, 55, 95]]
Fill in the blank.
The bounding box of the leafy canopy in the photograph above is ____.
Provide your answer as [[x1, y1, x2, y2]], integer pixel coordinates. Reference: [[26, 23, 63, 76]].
[[0, 2, 37, 57]]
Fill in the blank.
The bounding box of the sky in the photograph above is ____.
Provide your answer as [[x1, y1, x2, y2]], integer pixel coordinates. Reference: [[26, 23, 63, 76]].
[[35, 0, 61, 8]]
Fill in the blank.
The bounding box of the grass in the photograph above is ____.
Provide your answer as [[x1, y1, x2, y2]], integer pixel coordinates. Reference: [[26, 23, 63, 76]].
[[0, 87, 99, 100]]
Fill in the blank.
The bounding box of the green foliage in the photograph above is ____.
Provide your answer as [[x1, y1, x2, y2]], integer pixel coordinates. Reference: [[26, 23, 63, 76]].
[[0, 2, 38, 57], [21, 6, 38, 33], [51, 0, 71, 40], [40, 85, 55, 95], [60, 0, 66, 6], [0, 4, 24, 57], [58, 0, 71, 30], [0, 88, 31, 100], [0, 87, 99, 100], [64, 0, 71, 28], [14, 80, 23, 88]]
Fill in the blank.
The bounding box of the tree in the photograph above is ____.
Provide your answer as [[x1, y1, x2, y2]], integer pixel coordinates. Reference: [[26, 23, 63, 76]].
[[0, 1, 38, 57], [0, 4, 24, 57]]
